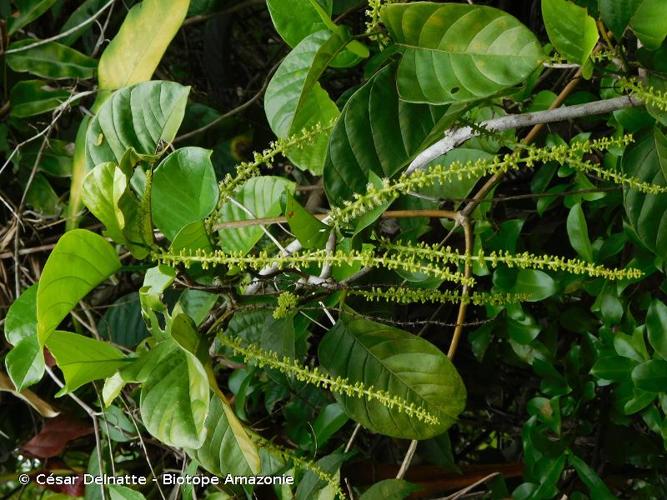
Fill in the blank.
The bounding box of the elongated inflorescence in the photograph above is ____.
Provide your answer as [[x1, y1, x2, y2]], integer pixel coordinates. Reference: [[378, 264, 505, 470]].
[[217, 334, 440, 426], [152, 247, 476, 286], [382, 241, 643, 281], [327, 136, 636, 227], [350, 287, 529, 306]]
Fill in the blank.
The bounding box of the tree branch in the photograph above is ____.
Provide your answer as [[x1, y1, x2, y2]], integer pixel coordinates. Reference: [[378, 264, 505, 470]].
[[245, 94, 643, 295], [406, 95, 642, 174]]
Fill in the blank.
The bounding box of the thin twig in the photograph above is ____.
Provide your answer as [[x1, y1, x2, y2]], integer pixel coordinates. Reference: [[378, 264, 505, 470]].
[[2, 0, 115, 55]]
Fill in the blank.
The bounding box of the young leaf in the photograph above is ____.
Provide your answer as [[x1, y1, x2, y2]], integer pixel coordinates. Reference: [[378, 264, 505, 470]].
[[632, 359, 667, 392], [647, 300, 667, 360], [285, 191, 330, 249], [10, 80, 70, 118], [45, 331, 127, 394], [216, 176, 295, 255], [264, 29, 345, 174], [567, 203, 594, 262], [82, 161, 150, 258], [140, 342, 209, 448], [266, 0, 333, 47], [4, 284, 38, 346], [85, 81, 190, 172], [381, 3, 543, 104], [185, 394, 260, 476], [6, 40, 97, 80], [5, 336, 45, 391], [37, 229, 121, 345], [97, 0, 190, 90], [542, 0, 599, 65], [318, 312, 466, 440], [151, 147, 218, 240], [323, 64, 457, 206]]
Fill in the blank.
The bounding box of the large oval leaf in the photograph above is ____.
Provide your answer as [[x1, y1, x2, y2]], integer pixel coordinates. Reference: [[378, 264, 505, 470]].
[[216, 176, 295, 255], [37, 230, 121, 345], [623, 130, 667, 259], [380, 3, 544, 104], [323, 64, 457, 206], [98, 0, 190, 90], [140, 343, 209, 448], [6, 40, 96, 79], [186, 394, 260, 476], [542, 0, 598, 65], [318, 312, 466, 439], [85, 81, 190, 171], [45, 331, 127, 394], [152, 147, 218, 240], [10, 80, 70, 118], [264, 30, 345, 174]]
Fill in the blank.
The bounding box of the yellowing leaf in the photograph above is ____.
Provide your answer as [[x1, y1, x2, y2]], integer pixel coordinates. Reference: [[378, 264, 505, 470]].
[[98, 0, 190, 90]]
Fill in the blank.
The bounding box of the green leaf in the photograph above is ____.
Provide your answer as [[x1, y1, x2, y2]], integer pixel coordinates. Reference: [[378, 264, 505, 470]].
[[97, 293, 149, 348], [37, 229, 121, 345], [623, 131, 667, 260], [285, 191, 330, 249], [493, 268, 557, 302], [46, 331, 127, 394], [85, 81, 190, 172], [599, 0, 642, 38], [567, 203, 594, 262], [264, 30, 345, 174], [628, 0, 667, 49], [26, 173, 61, 215], [178, 290, 218, 327], [360, 479, 420, 500], [4, 284, 38, 346], [568, 453, 616, 500], [98, 0, 190, 90], [266, 0, 333, 47], [6, 40, 97, 80], [140, 342, 209, 448], [108, 485, 146, 500], [632, 359, 667, 392], [647, 300, 667, 360], [216, 176, 295, 255], [5, 336, 45, 391], [323, 64, 456, 206], [82, 162, 148, 257], [318, 312, 466, 439], [151, 147, 218, 240], [7, 0, 58, 35], [591, 355, 636, 382], [542, 0, 599, 64], [380, 3, 544, 104], [185, 394, 260, 476], [10, 80, 70, 118]]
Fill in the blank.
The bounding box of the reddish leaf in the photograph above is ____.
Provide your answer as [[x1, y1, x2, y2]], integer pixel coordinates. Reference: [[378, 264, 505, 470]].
[[22, 415, 92, 458]]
